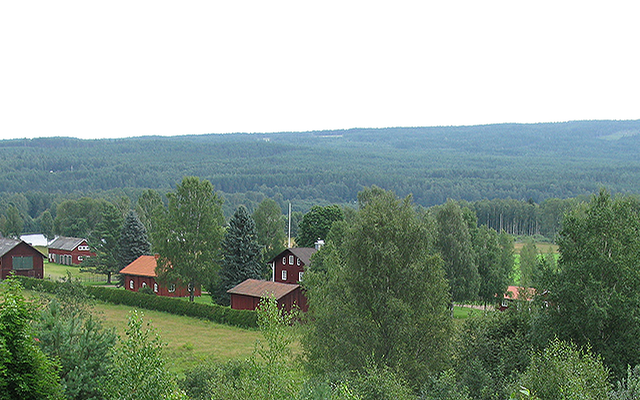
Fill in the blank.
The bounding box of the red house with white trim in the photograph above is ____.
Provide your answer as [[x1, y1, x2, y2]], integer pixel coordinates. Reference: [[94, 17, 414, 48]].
[[0, 238, 45, 279], [119, 255, 201, 297], [270, 247, 317, 285], [48, 236, 95, 265]]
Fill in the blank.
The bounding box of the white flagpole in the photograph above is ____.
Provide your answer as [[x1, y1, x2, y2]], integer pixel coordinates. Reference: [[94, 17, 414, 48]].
[[288, 202, 292, 248]]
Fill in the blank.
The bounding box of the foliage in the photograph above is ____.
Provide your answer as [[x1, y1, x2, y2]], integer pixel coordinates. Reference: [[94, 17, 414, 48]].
[[253, 197, 286, 263], [519, 239, 541, 289], [34, 277, 117, 400], [610, 365, 640, 400], [515, 339, 610, 400], [153, 176, 225, 301], [54, 197, 109, 238], [83, 202, 124, 284], [2, 205, 23, 238], [18, 276, 258, 328], [434, 200, 480, 304], [421, 369, 472, 400], [180, 295, 299, 400], [303, 187, 453, 388], [473, 225, 513, 307], [297, 204, 344, 247], [104, 310, 186, 400], [453, 310, 532, 400], [534, 189, 640, 378], [0, 277, 64, 400], [135, 189, 164, 244], [39, 209, 55, 240], [117, 209, 151, 270], [216, 206, 264, 305]]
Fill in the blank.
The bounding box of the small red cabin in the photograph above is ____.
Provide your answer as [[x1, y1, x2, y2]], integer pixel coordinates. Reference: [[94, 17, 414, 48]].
[[227, 278, 308, 312], [270, 247, 316, 284], [119, 255, 201, 297], [0, 238, 45, 279], [48, 237, 95, 265]]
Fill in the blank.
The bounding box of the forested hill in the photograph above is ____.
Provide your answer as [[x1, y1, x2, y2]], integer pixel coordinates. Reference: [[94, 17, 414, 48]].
[[2, 119, 640, 208]]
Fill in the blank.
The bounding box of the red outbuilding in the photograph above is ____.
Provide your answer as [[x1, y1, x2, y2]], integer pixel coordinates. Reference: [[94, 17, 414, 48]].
[[0, 238, 45, 279], [227, 278, 308, 312], [48, 236, 95, 265], [119, 255, 201, 297]]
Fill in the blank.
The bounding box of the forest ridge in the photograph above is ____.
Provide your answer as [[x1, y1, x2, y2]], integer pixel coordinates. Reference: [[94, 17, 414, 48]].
[[2, 119, 640, 206]]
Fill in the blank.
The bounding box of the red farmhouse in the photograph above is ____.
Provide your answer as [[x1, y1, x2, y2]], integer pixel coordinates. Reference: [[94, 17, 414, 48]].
[[48, 236, 95, 265], [119, 255, 201, 297], [0, 238, 45, 279], [227, 278, 307, 312], [270, 247, 317, 285]]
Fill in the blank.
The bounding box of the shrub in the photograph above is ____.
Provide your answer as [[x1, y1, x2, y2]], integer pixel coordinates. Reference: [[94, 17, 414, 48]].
[[17, 277, 258, 329]]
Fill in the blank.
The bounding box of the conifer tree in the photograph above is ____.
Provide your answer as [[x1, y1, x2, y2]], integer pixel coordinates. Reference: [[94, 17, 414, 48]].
[[118, 210, 151, 269], [216, 206, 264, 305], [82, 203, 124, 284]]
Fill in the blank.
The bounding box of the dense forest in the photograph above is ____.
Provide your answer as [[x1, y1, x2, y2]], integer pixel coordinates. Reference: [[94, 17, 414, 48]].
[[1, 120, 639, 205], [1, 119, 639, 238]]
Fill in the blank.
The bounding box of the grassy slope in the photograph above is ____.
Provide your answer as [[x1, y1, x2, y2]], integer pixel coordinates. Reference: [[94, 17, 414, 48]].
[[92, 301, 261, 374]]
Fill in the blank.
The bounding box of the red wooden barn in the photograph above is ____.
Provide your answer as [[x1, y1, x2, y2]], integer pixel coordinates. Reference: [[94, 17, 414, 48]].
[[48, 236, 95, 265], [270, 247, 317, 284], [227, 278, 308, 312], [119, 255, 201, 297], [0, 238, 45, 279]]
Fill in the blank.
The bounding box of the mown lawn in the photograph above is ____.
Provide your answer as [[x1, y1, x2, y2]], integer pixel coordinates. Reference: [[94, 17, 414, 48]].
[[43, 261, 109, 284], [92, 301, 261, 374]]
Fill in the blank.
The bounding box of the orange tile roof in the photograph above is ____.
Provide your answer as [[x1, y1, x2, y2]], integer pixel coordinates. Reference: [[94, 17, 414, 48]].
[[504, 285, 536, 301], [227, 279, 299, 300], [119, 255, 158, 277]]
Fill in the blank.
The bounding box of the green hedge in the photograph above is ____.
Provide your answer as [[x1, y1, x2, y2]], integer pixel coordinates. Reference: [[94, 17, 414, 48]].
[[17, 277, 258, 329]]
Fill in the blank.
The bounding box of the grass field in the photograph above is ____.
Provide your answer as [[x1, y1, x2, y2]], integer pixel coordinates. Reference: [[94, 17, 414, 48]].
[[93, 301, 261, 374]]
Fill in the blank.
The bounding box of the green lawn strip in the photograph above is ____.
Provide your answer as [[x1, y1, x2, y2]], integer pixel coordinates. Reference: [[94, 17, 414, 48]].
[[43, 261, 107, 284], [92, 301, 261, 374]]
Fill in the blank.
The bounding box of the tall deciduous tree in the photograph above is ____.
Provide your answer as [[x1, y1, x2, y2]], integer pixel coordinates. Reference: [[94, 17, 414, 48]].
[[135, 189, 164, 240], [535, 189, 640, 378], [118, 210, 151, 270], [474, 225, 512, 308], [2, 205, 23, 239], [82, 202, 124, 284], [297, 205, 344, 247], [153, 177, 224, 302], [0, 277, 64, 400], [519, 239, 541, 289], [434, 200, 480, 305], [216, 206, 264, 305], [253, 198, 286, 263], [303, 188, 452, 388], [54, 197, 108, 238], [38, 210, 55, 241]]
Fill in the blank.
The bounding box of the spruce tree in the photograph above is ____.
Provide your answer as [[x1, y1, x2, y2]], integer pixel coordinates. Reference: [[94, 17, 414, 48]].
[[118, 210, 151, 269], [217, 206, 263, 305]]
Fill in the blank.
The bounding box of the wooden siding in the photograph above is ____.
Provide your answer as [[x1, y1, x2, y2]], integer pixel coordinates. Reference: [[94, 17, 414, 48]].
[[0, 242, 44, 280]]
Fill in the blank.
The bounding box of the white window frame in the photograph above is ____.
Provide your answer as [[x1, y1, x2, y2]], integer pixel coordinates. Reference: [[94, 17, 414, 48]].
[[154, 283, 159, 293], [129, 280, 134, 289], [289, 255, 294, 265], [298, 272, 304, 282], [281, 270, 287, 281]]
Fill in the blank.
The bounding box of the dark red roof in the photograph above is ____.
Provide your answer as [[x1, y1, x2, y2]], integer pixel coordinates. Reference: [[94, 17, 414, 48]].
[[270, 247, 317, 265], [227, 279, 300, 300]]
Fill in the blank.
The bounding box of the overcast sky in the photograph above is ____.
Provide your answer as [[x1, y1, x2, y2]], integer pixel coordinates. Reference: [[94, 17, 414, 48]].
[[2, 1, 638, 140]]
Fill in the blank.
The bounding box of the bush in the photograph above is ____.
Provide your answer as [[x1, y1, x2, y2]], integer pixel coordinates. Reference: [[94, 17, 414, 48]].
[[17, 277, 258, 329], [515, 339, 611, 400]]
